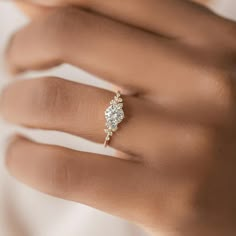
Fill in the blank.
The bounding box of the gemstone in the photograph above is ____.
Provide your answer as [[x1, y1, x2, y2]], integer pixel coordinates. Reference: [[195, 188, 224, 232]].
[[105, 104, 124, 129]]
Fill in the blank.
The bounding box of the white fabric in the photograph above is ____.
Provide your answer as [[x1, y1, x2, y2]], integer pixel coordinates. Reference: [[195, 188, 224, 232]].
[[0, 1, 235, 236]]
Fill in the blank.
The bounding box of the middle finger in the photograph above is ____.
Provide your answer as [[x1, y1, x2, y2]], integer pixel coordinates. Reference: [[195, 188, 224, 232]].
[[7, 7, 195, 95], [6, 7, 232, 124]]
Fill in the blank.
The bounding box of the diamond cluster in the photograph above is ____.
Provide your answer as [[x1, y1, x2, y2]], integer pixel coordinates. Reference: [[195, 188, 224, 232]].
[[104, 91, 124, 146]]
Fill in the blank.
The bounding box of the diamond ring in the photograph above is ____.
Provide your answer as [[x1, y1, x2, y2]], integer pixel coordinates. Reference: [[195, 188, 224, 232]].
[[104, 91, 125, 147]]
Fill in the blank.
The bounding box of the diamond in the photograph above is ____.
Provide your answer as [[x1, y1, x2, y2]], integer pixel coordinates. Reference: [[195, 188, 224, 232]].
[[104, 91, 124, 147], [105, 104, 124, 129]]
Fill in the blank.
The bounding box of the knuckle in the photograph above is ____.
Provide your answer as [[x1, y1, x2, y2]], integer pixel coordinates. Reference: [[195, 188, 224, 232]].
[[31, 77, 65, 120]]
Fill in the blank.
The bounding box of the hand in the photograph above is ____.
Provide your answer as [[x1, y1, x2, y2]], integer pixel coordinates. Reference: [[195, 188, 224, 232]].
[[2, 1, 236, 235]]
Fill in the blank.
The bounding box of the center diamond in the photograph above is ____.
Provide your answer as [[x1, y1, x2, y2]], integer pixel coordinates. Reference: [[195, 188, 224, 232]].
[[105, 104, 124, 130]]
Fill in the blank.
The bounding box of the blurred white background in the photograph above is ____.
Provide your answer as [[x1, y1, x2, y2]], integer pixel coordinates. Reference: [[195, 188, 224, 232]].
[[0, 1, 236, 236]]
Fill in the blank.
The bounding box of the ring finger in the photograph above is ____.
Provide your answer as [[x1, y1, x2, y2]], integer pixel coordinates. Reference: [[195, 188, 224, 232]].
[[1, 77, 207, 162], [0, 77, 157, 158]]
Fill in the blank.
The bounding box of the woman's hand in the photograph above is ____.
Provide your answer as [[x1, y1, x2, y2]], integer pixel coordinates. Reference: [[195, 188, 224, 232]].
[[2, 1, 236, 235]]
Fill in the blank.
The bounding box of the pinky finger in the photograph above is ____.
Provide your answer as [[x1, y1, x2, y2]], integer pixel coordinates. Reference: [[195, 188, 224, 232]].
[[6, 136, 163, 227]]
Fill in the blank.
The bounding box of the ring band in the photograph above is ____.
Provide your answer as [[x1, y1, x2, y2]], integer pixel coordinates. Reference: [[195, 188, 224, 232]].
[[104, 91, 125, 147]]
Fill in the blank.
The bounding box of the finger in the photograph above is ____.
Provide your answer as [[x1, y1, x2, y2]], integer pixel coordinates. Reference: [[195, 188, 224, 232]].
[[6, 136, 164, 227], [1, 77, 159, 157], [6, 7, 233, 124], [6, 7, 205, 95], [1, 77, 211, 162], [19, 0, 225, 41], [6, 7, 179, 92], [14, 1, 53, 18]]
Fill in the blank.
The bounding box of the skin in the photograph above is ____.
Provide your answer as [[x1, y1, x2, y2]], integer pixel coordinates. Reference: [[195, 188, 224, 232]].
[[2, 0, 236, 235]]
